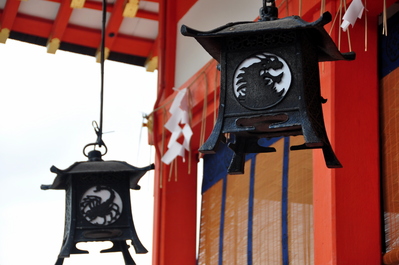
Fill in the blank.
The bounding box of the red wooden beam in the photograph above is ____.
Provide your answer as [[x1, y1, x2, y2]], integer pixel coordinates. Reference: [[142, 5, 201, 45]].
[[0, 0, 21, 42], [49, 0, 73, 39], [0, 0, 20, 29], [95, 0, 125, 61], [136, 9, 159, 21], [45, 0, 159, 21], [83, 0, 159, 21], [12, 13, 53, 38], [110, 33, 154, 57], [47, 0, 73, 53], [8, 13, 153, 57], [101, 0, 159, 59]]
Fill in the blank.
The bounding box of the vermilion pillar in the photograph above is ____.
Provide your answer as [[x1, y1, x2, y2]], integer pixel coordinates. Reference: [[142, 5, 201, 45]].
[[152, 0, 203, 263], [152, 155, 198, 265], [313, 1, 395, 263]]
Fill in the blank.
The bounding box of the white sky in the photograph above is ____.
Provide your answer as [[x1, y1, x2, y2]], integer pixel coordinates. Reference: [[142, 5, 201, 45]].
[[0, 39, 157, 264]]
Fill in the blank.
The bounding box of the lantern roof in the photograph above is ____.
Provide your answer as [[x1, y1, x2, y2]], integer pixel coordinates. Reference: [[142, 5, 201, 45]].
[[41, 160, 154, 190], [181, 11, 355, 63]]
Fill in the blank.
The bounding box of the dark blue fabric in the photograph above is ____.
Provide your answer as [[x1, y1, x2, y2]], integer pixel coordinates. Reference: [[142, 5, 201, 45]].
[[202, 143, 234, 193], [282, 137, 290, 265], [380, 11, 399, 78], [247, 156, 256, 265], [202, 136, 285, 264], [218, 174, 227, 265], [202, 138, 280, 193]]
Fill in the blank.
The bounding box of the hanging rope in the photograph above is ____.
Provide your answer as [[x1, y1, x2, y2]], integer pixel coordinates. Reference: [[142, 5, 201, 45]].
[[320, 0, 326, 16], [329, 3, 341, 35], [160, 107, 166, 188], [338, 0, 343, 50], [383, 0, 388, 36], [342, 0, 353, 52], [299, 0, 302, 16], [365, 0, 368, 51], [200, 72, 209, 149], [98, 0, 106, 147], [168, 159, 174, 182], [277, 0, 288, 17], [187, 88, 193, 175], [214, 65, 218, 124], [83, 0, 107, 157]]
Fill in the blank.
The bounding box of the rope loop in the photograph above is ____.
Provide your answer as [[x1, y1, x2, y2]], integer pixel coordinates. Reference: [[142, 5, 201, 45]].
[[83, 142, 108, 158]]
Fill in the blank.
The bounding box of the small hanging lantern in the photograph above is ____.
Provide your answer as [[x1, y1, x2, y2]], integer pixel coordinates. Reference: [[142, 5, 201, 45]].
[[41, 0, 154, 263], [41, 140, 154, 265], [181, 0, 355, 174]]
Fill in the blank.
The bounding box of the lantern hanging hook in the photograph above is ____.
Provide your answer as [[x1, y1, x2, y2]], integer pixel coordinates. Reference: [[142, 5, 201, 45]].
[[259, 0, 278, 21], [83, 121, 108, 158], [83, 143, 108, 159], [92, 120, 106, 147]]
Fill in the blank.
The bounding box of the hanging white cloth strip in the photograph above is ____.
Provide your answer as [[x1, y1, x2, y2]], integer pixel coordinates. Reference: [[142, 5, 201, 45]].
[[341, 0, 365, 32], [161, 88, 193, 165], [382, 0, 388, 36]]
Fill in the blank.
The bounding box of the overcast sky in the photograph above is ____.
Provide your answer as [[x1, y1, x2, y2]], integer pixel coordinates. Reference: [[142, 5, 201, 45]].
[[0, 39, 157, 264]]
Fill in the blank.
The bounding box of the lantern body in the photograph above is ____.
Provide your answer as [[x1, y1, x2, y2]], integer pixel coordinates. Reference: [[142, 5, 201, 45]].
[[42, 153, 154, 265], [182, 12, 355, 173]]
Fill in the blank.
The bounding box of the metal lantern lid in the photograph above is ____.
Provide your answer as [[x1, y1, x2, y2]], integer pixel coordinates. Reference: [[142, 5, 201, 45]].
[[181, 12, 355, 63], [41, 150, 155, 191]]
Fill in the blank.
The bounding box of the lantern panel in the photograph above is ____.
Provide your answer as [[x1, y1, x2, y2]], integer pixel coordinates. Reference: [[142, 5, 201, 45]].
[[42, 156, 154, 265], [182, 12, 355, 173]]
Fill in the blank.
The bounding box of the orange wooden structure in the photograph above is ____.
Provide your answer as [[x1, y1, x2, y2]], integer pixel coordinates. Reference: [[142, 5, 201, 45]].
[[0, 0, 159, 66], [2, 0, 399, 264], [151, 0, 397, 264]]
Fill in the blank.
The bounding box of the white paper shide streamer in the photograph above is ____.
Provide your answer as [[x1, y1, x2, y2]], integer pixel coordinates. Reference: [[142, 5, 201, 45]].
[[341, 0, 365, 32], [161, 88, 193, 165]]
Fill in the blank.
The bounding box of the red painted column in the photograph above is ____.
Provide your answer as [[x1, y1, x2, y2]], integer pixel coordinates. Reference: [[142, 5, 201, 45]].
[[313, 60, 337, 265], [152, 0, 199, 264], [334, 17, 381, 264], [152, 154, 198, 265], [313, 1, 393, 264]]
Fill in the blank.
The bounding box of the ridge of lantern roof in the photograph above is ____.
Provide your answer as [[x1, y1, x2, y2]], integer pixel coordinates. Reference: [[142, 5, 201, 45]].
[[181, 11, 355, 63], [41, 160, 154, 190]]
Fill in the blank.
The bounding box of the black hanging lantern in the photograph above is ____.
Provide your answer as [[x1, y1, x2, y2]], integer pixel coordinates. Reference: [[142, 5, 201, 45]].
[[181, 0, 355, 174], [41, 0, 154, 263], [41, 147, 154, 265]]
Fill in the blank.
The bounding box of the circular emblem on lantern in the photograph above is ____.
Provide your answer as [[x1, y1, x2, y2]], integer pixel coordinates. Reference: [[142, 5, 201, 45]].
[[80, 185, 123, 226], [233, 52, 292, 110]]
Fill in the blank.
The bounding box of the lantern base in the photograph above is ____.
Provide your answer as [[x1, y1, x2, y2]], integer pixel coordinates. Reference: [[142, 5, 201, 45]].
[[54, 240, 140, 265], [221, 134, 342, 174]]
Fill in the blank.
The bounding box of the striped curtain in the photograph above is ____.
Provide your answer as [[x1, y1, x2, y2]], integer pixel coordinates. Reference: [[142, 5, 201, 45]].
[[199, 136, 313, 265], [380, 7, 399, 265]]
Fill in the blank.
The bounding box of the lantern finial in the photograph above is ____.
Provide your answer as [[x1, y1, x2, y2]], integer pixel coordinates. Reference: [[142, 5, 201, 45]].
[[259, 0, 278, 21], [87, 150, 103, 161]]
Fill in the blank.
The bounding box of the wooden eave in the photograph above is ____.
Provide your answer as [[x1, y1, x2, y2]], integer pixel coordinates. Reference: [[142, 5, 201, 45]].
[[0, 0, 159, 67]]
